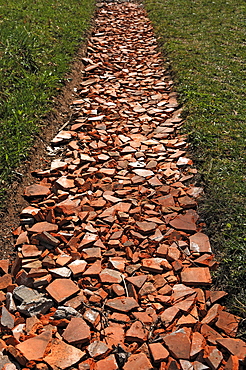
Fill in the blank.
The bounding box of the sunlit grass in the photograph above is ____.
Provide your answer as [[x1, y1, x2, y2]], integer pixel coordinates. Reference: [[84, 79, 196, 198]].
[[0, 0, 95, 196], [145, 0, 246, 323]]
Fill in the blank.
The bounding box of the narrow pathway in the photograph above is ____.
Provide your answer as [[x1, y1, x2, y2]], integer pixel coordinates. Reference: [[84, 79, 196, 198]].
[[0, 2, 245, 370]]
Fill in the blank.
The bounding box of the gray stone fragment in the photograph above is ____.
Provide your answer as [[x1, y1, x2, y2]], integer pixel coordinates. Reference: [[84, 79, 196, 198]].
[[6, 292, 17, 313], [13, 285, 40, 303], [53, 306, 81, 319], [17, 296, 53, 317], [0, 353, 13, 368], [13, 285, 53, 316], [1, 306, 15, 329]]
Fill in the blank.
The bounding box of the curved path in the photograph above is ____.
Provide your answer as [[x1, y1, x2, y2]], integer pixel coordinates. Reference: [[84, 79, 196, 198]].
[[0, 2, 245, 369]]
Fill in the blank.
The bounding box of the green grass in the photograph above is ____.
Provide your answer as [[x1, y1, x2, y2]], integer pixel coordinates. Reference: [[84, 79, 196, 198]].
[[145, 0, 246, 325], [0, 0, 95, 197]]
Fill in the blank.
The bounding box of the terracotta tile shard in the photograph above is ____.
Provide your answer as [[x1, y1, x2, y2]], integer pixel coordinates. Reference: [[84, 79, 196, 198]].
[[79, 232, 98, 249], [216, 338, 246, 360], [126, 274, 147, 289], [193, 362, 210, 370], [43, 338, 85, 369], [209, 290, 228, 304], [28, 222, 58, 234], [62, 317, 91, 344], [50, 267, 71, 278], [46, 279, 79, 303], [179, 360, 195, 370], [55, 199, 81, 215], [0, 274, 12, 290], [138, 282, 156, 297], [87, 341, 109, 359], [161, 306, 180, 326], [83, 260, 102, 276], [37, 231, 60, 247], [104, 323, 125, 348], [125, 321, 148, 342], [142, 258, 164, 273], [0, 260, 9, 274], [82, 247, 101, 261], [200, 324, 223, 345], [204, 346, 223, 370], [136, 221, 157, 233], [24, 184, 50, 197], [103, 194, 121, 203], [181, 267, 212, 285], [149, 343, 169, 362], [132, 169, 154, 177], [154, 194, 175, 207], [109, 257, 125, 271], [178, 195, 197, 209], [123, 353, 153, 370], [190, 332, 206, 358], [163, 328, 191, 359], [94, 354, 118, 370], [189, 233, 212, 254], [106, 297, 139, 312], [224, 355, 239, 370], [56, 176, 75, 189], [169, 212, 197, 232], [148, 176, 163, 187], [68, 260, 87, 276], [50, 159, 67, 171], [99, 268, 122, 284], [16, 328, 52, 361], [215, 311, 241, 337], [132, 311, 153, 325], [201, 303, 222, 325], [172, 284, 196, 302]]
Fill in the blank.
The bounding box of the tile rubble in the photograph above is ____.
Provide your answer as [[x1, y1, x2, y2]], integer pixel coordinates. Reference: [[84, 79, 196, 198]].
[[0, 1, 245, 370]]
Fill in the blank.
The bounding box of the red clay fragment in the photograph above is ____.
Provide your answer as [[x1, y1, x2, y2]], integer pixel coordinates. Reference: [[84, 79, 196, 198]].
[[106, 297, 139, 312], [125, 321, 148, 343], [149, 343, 169, 362], [169, 212, 197, 232], [24, 184, 50, 197], [43, 338, 85, 369], [163, 328, 191, 360], [123, 353, 153, 370], [189, 232, 212, 254], [16, 328, 52, 361], [216, 338, 246, 361], [224, 355, 239, 370], [215, 311, 240, 337], [46, 278, 79, 303], [181, 267, 212, 285], [204, 346, 223, 370], [62, 317, 91, 344], [28, 222, 58, 234], [94, 354, 118, 370]]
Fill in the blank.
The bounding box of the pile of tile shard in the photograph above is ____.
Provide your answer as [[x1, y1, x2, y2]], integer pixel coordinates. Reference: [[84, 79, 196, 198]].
[[0, 2, 245, 370]]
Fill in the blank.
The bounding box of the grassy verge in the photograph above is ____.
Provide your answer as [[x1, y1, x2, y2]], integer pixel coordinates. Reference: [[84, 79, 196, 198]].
[[0, 0, 95, 198], [145, 0, 246, 324]]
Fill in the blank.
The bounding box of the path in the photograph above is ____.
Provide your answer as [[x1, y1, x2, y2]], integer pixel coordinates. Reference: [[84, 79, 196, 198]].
[[0, 2, 245, 370]]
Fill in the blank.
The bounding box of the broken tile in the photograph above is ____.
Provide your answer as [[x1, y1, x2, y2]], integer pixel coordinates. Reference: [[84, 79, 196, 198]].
[[62, 317, 91, 344], [46, 279, 79, 303], [106, 297, 139, 312], [44, 338, 85, 369]]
